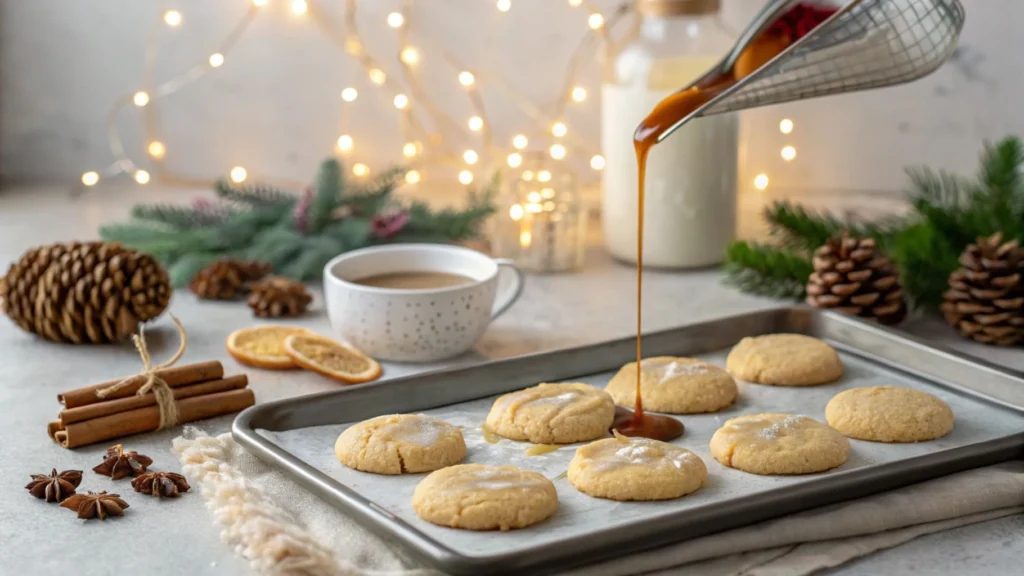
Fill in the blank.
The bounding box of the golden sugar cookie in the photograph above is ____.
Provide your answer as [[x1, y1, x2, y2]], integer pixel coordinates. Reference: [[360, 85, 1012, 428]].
[[709, 413, 850, 475], [485, 383, 615, 444], [826, 386, 954, 442], [335, 414, 466, 474], [568, 433, 707, 501], [605, 357, 737, 414], [412, 464, 558, 531], [726, 334, 843, 386]]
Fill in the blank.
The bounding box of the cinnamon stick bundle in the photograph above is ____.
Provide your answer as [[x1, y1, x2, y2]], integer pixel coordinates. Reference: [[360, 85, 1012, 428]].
[[58, 375, 248, 425], [58, 361, 224, 408], [52, 389, 256, 449]]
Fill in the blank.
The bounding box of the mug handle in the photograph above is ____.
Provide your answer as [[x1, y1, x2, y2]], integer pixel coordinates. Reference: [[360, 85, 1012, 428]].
[[491, 259, 525, 320]]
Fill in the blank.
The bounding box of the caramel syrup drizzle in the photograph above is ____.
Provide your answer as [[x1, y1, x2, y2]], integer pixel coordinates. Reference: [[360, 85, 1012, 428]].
[[620, 23, 800, 441]]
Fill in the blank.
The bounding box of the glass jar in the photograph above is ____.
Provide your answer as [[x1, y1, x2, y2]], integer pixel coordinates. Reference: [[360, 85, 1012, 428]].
[[489, 172, 588, 273], [601, 0, 738, 268]]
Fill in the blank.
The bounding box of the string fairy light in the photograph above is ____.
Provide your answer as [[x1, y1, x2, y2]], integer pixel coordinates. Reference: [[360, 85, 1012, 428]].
[[85, 0, 633, 190], [164, 10, 183, 27], [230, 166, 248, 183], [779, 118, 794, 134], [463, 150, 479, 165], [148, 141, 166, 159], [81, 171, 100, 187], [405, 169, 421, 184], [754, 173, 769, 190], [781, 145, 796, 161]]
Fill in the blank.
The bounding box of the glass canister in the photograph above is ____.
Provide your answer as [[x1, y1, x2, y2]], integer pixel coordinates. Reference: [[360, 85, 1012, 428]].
[[489, 172, 588, 273], [601, 0, 738, 268]]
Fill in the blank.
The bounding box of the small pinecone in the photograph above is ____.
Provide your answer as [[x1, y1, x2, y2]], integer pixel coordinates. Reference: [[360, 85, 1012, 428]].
[[806, 235, 907, 325], [189, 259, 271, 300], [247, 277, 312, 318], [940, 233, 1024, 346], [0, 242, 171, 344]]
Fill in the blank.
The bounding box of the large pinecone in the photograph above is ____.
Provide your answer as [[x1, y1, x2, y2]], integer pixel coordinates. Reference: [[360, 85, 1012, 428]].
[[0, 242, 171, 344], [190, 259, 271, 300], [940, 233, 1024, 346], [806, 234, 907, 325]]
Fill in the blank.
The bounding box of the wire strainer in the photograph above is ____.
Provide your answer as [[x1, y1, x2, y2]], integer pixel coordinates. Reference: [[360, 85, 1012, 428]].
[[654, 0, 965, 142]]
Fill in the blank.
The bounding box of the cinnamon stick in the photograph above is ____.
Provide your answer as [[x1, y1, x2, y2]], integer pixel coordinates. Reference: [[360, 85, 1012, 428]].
[[59, 375, 248, 425], [47, 420, 64, 440], [53, 389, 256, 449], [58, 361, 224, 408]]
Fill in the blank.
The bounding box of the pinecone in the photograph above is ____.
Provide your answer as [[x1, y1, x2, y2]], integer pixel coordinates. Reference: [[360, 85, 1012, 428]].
[[0, 242, 171, 344], [940, 233, 1024, 346], [806, 234, 907, 325], [189, 259, 271, 300], [247, 277, 312, 318]]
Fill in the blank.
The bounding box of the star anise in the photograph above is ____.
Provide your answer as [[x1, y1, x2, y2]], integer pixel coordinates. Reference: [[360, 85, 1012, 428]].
[[92, 444, 153, 480], [131, 472, 190, 498], [59, 491, 129, 520], [25, 469, 83, 503]]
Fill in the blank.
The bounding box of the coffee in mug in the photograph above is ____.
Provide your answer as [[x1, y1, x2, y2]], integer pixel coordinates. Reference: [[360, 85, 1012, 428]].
[[353, 272, 476, 290]]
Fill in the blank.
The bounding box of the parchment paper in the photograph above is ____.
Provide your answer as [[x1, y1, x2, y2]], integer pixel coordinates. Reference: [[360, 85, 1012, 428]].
[[258, 346, 1024, 560]]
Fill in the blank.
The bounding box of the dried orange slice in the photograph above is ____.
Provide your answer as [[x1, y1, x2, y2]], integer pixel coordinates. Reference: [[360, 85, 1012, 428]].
[[283, 333, 382, 384], [226, 326, 313, 369]]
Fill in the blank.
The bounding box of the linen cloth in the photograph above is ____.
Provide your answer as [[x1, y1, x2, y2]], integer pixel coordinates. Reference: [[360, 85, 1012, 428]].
[[173, 429, 1024, 576]]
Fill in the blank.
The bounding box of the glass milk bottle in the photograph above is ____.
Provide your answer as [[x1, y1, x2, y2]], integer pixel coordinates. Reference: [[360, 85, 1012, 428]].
[[602, 0, 738, 267]]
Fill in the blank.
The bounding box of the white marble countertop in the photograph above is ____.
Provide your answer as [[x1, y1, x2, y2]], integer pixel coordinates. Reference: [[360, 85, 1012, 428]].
[[1, 185, 1021, 575]]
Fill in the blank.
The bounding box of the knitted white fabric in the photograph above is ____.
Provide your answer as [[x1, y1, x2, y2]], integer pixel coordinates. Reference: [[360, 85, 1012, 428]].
[[172, 428, 436, 576]]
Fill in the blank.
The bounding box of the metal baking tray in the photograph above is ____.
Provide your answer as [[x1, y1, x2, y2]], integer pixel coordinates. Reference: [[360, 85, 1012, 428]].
[[233, 308, 1024, 576]]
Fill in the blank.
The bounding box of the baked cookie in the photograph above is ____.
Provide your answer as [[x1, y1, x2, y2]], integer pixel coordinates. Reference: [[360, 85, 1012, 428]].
[[605, 357, 737, 414], [825, 386, 954, 442], [334, 414, 466, 474], [568, 433, 707, 501], [485, 383, 615, 444], [709, 413, 849, 475], [726, 334, 843, 386], [412, 464, 558, 531]]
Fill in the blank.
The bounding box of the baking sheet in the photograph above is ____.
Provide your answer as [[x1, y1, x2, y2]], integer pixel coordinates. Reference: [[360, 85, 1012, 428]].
[[257, 345, 1024, 559]]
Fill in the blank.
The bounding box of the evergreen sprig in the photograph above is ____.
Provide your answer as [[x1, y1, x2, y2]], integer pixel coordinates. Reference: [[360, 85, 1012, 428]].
[[100, 159, 498, 286], [723, 136, 1024, 310]]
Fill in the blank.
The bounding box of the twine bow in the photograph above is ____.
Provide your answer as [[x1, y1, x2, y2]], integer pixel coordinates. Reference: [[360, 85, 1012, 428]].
[[96, 314, 188, 430]]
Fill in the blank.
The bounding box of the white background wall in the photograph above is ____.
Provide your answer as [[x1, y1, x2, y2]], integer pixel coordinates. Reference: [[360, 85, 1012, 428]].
[[0, 0, 1019, 202]]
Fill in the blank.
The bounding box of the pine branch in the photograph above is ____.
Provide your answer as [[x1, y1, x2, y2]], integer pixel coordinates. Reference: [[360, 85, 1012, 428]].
[[130, 202, 233, 230], [214, 180, 296, 208], [309, 159, 342, 233], [722, 241, 813, 300]]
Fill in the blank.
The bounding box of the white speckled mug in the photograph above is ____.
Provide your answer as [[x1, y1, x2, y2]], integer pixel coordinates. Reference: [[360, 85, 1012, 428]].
[[323, 244, 525, 363]]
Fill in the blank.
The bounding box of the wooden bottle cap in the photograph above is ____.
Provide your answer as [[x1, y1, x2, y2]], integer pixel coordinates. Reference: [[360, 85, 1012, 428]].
[[636, 0, 720, 17]]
